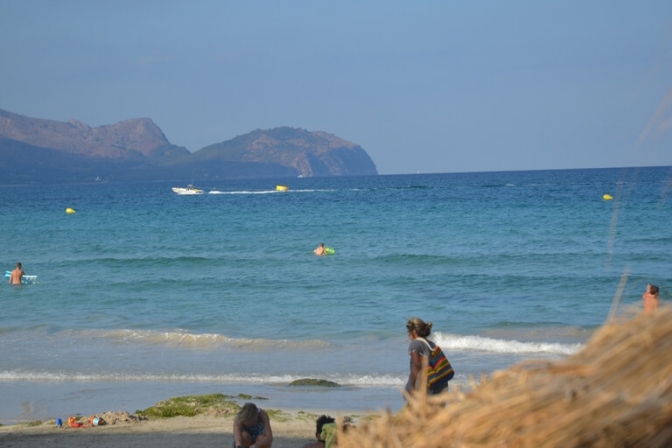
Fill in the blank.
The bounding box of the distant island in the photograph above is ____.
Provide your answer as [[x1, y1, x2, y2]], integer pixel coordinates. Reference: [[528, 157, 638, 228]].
[[0, 108, 378, 184]]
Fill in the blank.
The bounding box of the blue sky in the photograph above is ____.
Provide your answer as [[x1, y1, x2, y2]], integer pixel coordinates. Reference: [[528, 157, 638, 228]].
[[2, 1, 671, 174]]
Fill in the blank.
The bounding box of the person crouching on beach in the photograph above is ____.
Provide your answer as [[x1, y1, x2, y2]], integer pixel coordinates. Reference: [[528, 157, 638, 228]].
[[233, 402, 273, 448]]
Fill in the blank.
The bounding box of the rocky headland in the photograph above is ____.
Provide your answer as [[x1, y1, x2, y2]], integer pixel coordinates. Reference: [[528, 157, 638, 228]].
[[0, 108, 378, 184]]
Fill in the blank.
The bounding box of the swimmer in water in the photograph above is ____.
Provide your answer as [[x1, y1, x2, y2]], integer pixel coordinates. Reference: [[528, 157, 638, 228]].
[[8, 262, 24, 285]]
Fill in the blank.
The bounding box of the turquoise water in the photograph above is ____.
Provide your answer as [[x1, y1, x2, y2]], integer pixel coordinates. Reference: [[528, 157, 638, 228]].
[[1, 167, 670, 423]]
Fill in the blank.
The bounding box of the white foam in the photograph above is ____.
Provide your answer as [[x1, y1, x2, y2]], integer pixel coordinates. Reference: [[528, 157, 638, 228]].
[[64, 328, 331, 350], [207, 189, 324, 195], [208, 190, 280, 194], [432, 332, 581, 355], [0, 370, 407, 387], [61, 328, 581, 355]]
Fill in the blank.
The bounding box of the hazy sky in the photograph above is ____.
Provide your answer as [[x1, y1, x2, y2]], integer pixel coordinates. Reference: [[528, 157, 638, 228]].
[[2, 1, 672, 174]]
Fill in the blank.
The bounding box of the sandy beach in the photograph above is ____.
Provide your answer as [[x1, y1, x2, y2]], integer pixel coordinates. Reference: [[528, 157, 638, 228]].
[[0, 412, 340, 448]]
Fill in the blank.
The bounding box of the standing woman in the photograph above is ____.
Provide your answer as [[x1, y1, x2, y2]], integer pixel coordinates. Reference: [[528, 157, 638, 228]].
[[233, 402, 273, 448], [405, 317, 449, 396]]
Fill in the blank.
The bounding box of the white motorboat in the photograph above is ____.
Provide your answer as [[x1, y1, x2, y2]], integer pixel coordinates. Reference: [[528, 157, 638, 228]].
[[172, 185, 204, 195]]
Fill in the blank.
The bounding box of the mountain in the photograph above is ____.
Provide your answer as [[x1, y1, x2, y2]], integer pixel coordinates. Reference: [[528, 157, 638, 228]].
[[0, 108, 187, 161], [188, 127, 378, 178], [0, 109, 378, 184]]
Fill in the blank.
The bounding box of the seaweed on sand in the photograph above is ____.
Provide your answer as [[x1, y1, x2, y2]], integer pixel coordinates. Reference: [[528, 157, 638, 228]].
[[137, 393, 241, 418]]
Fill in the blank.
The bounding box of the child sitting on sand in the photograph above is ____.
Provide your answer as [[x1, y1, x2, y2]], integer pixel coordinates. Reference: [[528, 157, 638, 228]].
[[302, 415, 354, 448], [302, 415, 335, 448]]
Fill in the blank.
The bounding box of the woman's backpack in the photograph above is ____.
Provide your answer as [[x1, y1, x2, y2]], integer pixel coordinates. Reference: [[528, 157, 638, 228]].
[[418, 338, 455, 388]]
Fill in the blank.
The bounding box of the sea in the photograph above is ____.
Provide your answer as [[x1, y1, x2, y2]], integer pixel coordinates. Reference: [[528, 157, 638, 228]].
[[1, 166, 670, 424]]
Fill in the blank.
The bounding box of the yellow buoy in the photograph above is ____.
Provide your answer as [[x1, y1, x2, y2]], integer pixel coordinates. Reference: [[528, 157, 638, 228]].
[[276, 185, 289, 191], [66, 207, 76, 214], [603, 194, 613, 201]]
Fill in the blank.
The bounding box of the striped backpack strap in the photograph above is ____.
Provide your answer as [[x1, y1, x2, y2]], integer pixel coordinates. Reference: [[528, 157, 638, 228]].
[[418, 338, 455, 387]]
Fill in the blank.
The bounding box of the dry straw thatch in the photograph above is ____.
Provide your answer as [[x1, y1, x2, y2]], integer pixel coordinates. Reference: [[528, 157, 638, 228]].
[[337, 306, 672, 447]]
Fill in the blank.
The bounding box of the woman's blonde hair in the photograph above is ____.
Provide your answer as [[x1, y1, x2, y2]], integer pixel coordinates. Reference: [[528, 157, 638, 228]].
[[406, 317, 433, 337], [236, 402, 258, 423]]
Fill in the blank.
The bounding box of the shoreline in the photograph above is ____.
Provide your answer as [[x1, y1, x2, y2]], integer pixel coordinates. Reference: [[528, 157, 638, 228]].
[[0, 380, 406, 426], [0, 413, 339, 448]]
